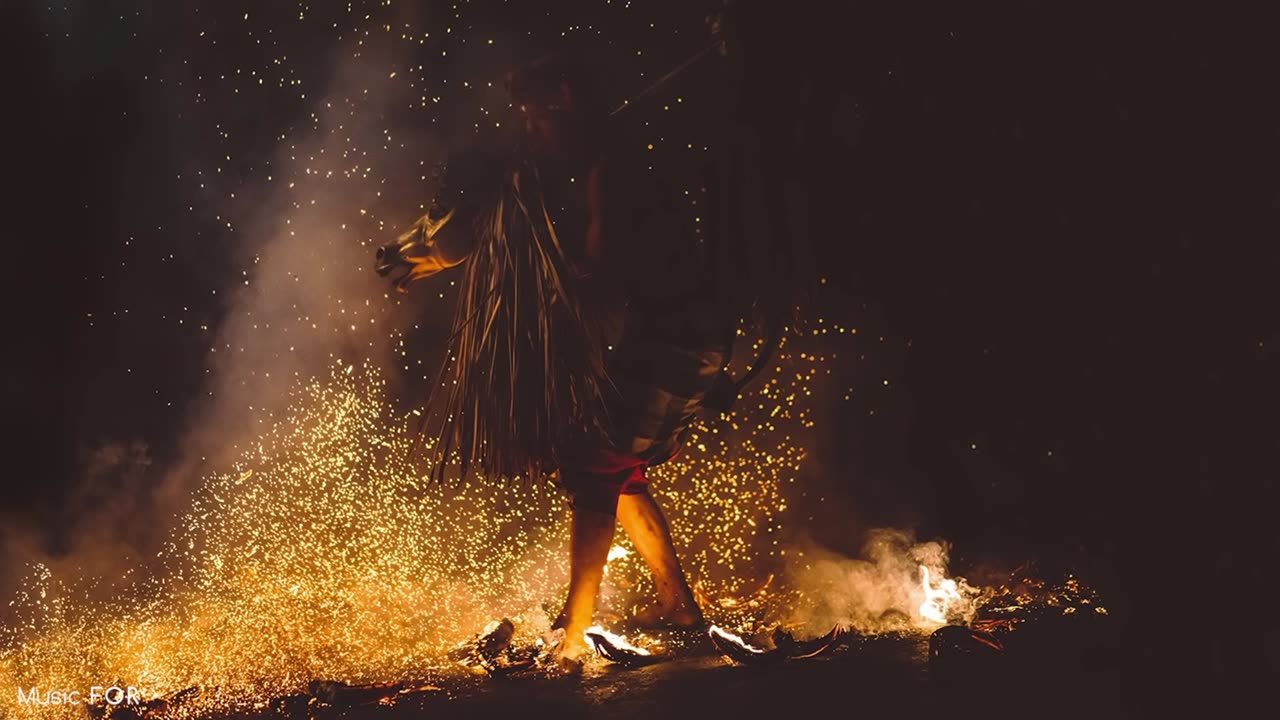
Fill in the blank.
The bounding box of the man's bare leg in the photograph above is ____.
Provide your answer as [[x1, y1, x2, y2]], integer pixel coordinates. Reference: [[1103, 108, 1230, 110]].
[[552, 503, 617, 661], [616, 490, 704, 628]]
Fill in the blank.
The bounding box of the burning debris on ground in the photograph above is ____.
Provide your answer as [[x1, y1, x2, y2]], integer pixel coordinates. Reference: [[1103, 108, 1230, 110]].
[[927, 625, 1006, 681], [707, 624, 846, 666], [917, 566, 1119, 690], [585, 626, 666, 667], [445, 618, 539, 676]]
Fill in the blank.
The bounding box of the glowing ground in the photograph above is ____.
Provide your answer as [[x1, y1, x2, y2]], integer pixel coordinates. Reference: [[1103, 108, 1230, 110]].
[[193, 625, 1136, 720], [3, 350, 1136, 720]]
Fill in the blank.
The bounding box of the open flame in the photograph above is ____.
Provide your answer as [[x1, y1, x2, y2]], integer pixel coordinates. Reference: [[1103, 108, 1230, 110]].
[[707, 625, 767, 655], [584, 625, 651, 656], [603, 544, 630, 577], [918, 565, 963, 624]]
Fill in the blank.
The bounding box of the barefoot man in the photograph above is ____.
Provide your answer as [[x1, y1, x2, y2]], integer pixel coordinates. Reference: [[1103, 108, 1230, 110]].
[[378, 51, 734, 662]]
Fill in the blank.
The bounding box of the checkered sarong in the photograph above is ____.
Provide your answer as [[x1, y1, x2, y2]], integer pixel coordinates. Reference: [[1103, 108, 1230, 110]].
[[600, 299, 731, 463]]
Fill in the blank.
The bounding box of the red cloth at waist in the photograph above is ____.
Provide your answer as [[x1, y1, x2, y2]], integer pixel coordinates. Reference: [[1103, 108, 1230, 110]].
[[558, 446, 657, 512]]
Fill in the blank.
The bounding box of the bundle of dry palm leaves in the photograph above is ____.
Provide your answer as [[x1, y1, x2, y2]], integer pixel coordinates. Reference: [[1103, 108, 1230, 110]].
[[428, 158, 614, 486]]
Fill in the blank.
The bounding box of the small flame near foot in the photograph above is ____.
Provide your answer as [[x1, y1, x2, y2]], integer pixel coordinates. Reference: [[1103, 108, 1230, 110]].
[[707, 624, 781, 665], [584, 625, 652, 656], [707, 624, 844, 665], [584, 625, 671, 667], [708, 625, 767, 654]]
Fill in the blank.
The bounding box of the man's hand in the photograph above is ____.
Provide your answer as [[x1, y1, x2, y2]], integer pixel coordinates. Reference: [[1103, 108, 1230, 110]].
[[375, 208, 457, 293]]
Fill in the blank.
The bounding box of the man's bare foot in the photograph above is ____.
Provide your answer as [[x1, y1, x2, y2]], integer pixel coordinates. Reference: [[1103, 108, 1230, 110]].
[[628, 601, 705, 630], [549, 630, 590, 672], [548, 615, 592, 670]]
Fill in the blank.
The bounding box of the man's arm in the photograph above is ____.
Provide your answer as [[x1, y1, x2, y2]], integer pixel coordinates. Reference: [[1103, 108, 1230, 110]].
[[400, 204, 475, 270]]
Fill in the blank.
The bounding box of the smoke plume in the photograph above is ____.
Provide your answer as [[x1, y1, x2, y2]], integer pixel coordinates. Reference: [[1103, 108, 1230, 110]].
[[782, 528, 985, 634]]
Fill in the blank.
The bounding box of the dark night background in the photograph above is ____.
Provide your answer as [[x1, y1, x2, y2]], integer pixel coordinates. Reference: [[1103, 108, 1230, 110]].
[[1, 0, 1276, 699]]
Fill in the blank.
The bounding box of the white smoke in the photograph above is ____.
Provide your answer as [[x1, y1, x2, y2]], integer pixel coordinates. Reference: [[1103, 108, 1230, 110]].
[[782, 528, 986, 634]]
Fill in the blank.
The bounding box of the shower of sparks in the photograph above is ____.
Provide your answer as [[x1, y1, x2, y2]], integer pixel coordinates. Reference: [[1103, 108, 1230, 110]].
[[0, 4, 828, 715], [0, 346, 815, 718]]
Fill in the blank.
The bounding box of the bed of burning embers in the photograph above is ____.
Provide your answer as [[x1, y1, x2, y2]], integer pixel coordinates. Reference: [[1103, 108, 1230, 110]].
[[82, 567, 1110, 720]]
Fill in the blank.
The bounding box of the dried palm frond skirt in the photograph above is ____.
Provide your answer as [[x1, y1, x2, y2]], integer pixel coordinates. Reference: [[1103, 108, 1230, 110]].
[[425, 158, 730, 509]]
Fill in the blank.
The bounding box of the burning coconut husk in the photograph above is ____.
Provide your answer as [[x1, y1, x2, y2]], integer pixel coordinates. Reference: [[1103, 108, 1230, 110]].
[[585, 625, 667, 667], [772, 625, 846, 659], [448, 618, 543, 677], [707, 624, 845, 665], [448, 618, 516, 664], [449, 618, 670, 672], [482, 646, 542, 677]]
